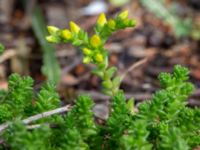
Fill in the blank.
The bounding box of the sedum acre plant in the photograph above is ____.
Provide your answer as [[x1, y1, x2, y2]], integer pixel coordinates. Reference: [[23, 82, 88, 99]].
[[0, 11, 200, 150], [46, 10, 136, 96]]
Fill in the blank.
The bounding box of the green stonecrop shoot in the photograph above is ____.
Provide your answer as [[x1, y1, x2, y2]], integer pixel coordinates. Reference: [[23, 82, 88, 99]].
[[0, 11, 199, 150], [46, 10, 136, 96], [1, 65, 200, 150], [0, 74, 60, 123]]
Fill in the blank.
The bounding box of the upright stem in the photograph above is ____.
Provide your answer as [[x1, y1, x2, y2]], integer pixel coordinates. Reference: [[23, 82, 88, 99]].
[[95, 56, 121, 97]]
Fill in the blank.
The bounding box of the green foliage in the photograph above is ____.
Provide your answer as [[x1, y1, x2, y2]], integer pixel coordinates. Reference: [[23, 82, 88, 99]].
[[0, 74, 34, 122], [0, 104, 13, 122], [50, 95, 97, 150], [4, 121, 51, 150], [119, 120, 152, 150], [65, 95, 97, 139], [158, 125, 189, 150], [106, 92, 130, 144], [136, 65, 197, 150], [34, 83, 60, 112], [0, 74, 60, 123], [104, 92, 152, 149], [7, 74, 34, 110], [0, 66, 200, 149], [138, 65, 194, 122]]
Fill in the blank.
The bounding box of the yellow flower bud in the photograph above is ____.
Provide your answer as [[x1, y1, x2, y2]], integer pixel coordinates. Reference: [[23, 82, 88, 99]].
[[61, 29, 72, 40], [83, 57, 91, 64], [47, 26, 59, 34], [123, 18, 129, 25], [69, 21, 80, 33], [95, 53, 104, 63], [108, 19, 116, 29], [90, 35, 101, 48], [46, 35, 58, 43], [83, 48, 92, 55], [118, 10, 128, 20], [97, 13, 107, 26]]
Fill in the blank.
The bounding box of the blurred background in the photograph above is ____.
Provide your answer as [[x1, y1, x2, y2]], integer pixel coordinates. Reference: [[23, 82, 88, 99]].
[[0, 0, 200, 118]]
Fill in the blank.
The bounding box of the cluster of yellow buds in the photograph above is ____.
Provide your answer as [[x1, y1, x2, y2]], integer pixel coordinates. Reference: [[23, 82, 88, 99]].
[[46, 10, 136, 96], [82, 34, 105, 64], [95, 10, 136, 40], [96, 12, 118, 29], [60, 21, 81, 41], [46, 26, 60, 43], [46, 21, 82, 43], [117, 10, 136, 27], [82, 48, 104, 64]]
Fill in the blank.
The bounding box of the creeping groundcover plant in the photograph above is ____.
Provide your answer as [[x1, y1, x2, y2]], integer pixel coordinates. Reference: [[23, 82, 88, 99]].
[[0, 11, 200, 150]]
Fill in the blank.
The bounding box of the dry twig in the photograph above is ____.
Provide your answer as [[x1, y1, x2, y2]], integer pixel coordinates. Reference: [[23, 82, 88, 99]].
[[0, 105, 71, 133], [0, 49, 17, 64], [120, 58, 148, 80]]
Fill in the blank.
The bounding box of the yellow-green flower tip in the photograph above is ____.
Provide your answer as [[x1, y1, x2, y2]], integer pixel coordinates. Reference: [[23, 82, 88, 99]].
[[61, 29, 72, 40], [95, 53, 104, 63], [118, 10, 128, 20], [69, 21, 80, 33], [46, 35, 57, 43], [108, 19, 116, 29], [90, 34, 101, 48], [83, 57, 91, 64], [83, 48, 92, 55], [97, 13, 107, 26], [130, 19, 137, 26], [47, 26, 59, 34]]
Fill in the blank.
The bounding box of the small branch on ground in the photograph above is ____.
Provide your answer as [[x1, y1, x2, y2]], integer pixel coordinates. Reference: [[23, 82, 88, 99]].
[[0, 49, 17, 63], [121, 58, 148, 80], [0, 105, 71, 133]]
